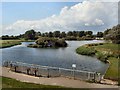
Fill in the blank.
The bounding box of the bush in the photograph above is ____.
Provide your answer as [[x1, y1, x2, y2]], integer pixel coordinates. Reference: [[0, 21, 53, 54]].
[[95, 52, 108, 62], [76, 46, 96, 56], [30, 37, 67, 48]]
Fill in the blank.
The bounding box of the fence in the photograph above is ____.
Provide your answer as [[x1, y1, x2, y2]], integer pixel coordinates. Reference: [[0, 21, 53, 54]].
[[3, 61, 102, 82]]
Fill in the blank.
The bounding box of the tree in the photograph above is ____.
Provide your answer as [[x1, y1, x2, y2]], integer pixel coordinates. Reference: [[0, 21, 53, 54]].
[[73, 31, 78, 37], [97, 32, 103, 38], [104, 29, 111, 37], [35, 37, 67, 47], [36, 32, 41, 36], [104, 24, 120, 44], [24, 29, 36, 40], [48, 32, 53, 37], [41, 33, 45, 37], [67, 31, 73, 36], [35, 32, 41, 39], [61, 32, 66, 38], [85, 31, 93, 36], [53, 31, 60, 38], [78, 31, 85, 37], [44, 32, 49, 37]]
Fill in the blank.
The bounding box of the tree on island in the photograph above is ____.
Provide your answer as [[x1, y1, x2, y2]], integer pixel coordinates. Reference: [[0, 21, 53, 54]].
[[24, 30, 36, 40], [28, 37, 68, 48]]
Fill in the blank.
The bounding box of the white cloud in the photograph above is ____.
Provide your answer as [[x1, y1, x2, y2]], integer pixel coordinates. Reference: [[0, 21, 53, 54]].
[[2, 1, 118, 35]]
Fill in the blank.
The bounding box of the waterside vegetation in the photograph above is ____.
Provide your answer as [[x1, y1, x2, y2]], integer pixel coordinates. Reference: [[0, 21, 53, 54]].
[[76, 43, 119, 81], [28, 37, 68, 48], [0, 40, 21, 48], [76, 24, 120, 81]]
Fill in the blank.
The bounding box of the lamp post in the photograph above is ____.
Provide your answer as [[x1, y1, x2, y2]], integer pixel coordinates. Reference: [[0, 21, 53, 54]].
[[72, 64, 76, 79]]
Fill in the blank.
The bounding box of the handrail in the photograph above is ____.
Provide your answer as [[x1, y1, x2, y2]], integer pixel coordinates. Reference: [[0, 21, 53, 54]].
[[3, 61, 97, 74]]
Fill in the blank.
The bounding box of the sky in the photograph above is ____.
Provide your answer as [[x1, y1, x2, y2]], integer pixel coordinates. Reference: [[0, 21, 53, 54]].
[[1, 0, 119, 35]]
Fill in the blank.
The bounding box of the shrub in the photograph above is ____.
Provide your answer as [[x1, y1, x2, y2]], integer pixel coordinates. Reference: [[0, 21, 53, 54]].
[[76, 46, 96, 56], [95, 52, 108, 62], [30, 37, 67, 48]]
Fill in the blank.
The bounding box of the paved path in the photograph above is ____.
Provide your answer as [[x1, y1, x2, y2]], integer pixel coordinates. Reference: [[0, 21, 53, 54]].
[[1, 67, 119, 88]]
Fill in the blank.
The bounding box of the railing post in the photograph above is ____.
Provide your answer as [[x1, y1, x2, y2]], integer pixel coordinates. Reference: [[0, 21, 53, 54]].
[[73, 68, 75, 79], [10, 61, 13, 68], [93, 72, 96, 82], [88, 72, 90, 80], [58, 68, 61, 76], [47, 68, 49, 78], [98, 73, 101, 83], [14, 66, 17, 72]]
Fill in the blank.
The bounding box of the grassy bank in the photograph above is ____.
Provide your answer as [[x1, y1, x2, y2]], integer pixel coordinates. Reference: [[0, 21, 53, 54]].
[[104, 57, 118, 81], [76, 46, 96, 56], [1, 77, 90, 90], [0, 39, 35, 48], [76, 43, 120, 81], [0, 40, 21, 48], [1, 77, 63, 88]]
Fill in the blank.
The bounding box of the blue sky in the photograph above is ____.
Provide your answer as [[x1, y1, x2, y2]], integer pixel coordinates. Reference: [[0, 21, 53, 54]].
[[1, 1, 118, 35], [2, 2, 78, 25]]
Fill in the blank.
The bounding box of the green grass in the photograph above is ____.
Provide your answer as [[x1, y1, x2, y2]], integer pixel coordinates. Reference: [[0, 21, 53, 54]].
[[94, 43, 119, 51], [1, 77, 90, 90], [76, 43, 120, 81], [1, 77, 63, 88], [104, 57, 119, 81], [94, 43, 120, 58], [0, 40, 21, 48], [0, 39, 35, 48]]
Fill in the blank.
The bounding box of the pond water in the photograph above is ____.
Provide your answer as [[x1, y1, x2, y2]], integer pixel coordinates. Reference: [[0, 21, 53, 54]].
[[0, 40, 108, 75]]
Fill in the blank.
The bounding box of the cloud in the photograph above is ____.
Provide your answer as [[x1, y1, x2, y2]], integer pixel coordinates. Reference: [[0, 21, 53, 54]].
[[3, 1, 118, 35]]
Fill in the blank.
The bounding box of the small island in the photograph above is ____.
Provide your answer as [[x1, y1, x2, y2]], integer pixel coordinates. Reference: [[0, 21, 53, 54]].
[[28, 37, 68, 48]]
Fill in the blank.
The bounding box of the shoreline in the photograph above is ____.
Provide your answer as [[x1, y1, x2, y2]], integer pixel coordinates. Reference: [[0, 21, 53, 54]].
[[0, 42, 21, 49], [0, 40, 22, 49], [0, 39, 102, 49], [0, 40, 35, 49], [76, 43, 119, 82]]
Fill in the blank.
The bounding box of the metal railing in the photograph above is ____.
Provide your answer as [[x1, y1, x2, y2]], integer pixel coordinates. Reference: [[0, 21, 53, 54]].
[[3, 61, 102, 82]]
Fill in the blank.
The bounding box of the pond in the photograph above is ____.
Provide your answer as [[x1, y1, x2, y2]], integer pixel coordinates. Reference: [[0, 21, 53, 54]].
[[0, 40, 108, 75]]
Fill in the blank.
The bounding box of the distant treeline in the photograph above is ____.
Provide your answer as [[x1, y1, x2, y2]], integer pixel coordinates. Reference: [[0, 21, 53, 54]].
[[1, 24, 120, 44], [1, 35, 22, 40], [1, 30, 103, 40]]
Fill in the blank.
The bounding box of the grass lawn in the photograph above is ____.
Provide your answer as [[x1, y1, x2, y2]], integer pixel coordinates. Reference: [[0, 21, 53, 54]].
[[76, 43, 120, 81], [0, 40, 21, 48], [94, 43, 119, 81], [94, 43, 120, 57], [0, 39, 35, 48], [104, 57, 119, 81], [1, 77, 90, 90], [1, 77, 63, 88]]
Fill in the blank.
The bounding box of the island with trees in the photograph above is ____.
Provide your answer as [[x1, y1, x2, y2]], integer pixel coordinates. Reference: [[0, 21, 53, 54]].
[[28, 37, 67, 48]]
